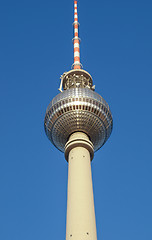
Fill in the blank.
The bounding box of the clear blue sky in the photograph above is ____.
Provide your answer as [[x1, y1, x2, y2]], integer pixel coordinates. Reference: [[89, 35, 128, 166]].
[[0, 0, 152, 239]]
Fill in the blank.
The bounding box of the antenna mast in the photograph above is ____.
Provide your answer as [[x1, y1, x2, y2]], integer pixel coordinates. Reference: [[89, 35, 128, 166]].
[[72, 0, 82, 69]]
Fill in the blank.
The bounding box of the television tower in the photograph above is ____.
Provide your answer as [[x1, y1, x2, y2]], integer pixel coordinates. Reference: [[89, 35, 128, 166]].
[[44, 1, 113, 239]]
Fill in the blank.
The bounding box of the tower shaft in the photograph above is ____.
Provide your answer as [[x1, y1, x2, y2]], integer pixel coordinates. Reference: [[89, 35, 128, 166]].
[[65, 132, 97, 240]]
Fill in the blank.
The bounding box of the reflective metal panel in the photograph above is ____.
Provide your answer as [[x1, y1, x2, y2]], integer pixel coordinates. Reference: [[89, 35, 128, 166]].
[[44, 88, 113, 152]]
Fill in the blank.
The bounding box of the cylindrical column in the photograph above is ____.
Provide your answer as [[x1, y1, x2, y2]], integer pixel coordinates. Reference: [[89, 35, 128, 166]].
[[65, 132, 97, 240]]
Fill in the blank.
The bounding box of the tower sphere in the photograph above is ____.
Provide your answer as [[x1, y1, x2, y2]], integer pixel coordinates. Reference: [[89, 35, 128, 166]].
[[44, 69, 113, 153]]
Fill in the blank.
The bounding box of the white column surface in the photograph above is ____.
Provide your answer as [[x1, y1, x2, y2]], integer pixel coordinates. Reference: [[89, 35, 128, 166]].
[[66, 132, 97, 240]]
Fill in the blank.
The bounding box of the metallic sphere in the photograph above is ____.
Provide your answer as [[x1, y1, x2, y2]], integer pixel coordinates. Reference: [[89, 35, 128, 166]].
[[44, 87, 113, 152]]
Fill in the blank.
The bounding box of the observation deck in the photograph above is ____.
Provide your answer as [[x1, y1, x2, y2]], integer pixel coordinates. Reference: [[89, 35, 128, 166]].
[[44, 69, 113, 153]]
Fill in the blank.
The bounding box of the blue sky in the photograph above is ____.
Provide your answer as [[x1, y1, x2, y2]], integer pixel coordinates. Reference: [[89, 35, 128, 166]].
[[0, 0, 152, 239]]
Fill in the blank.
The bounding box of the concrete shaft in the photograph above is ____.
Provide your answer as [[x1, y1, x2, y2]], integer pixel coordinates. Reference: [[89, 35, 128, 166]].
[[65, 132, 97, 240]]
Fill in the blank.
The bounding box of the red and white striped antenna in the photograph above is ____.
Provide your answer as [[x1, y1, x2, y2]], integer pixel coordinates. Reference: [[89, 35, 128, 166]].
[[72, 0, 82, 69]]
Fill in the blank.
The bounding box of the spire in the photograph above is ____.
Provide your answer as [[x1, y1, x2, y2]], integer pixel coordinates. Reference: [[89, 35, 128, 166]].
[[72, 0, 82, 69]]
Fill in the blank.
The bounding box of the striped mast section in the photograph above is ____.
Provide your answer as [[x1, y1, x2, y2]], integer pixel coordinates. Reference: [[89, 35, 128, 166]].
[[72, 0, 82, 69]]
